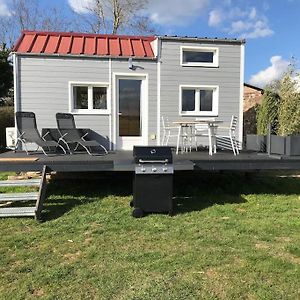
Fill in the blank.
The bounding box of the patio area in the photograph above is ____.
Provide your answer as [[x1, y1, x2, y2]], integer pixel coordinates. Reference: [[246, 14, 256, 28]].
[[1, 149, 300, 173]]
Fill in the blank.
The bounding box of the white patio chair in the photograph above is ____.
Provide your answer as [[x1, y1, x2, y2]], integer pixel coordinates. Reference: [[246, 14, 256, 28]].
[[194, 118, 216, 151], [161, 116, 180, 146], [215, 115, 239, 155]]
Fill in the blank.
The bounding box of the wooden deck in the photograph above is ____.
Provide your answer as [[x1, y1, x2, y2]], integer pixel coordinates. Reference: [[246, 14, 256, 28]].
[[1, 149, 300, 173]]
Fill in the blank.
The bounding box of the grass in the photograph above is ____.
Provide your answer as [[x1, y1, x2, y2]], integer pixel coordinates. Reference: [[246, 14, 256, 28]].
[[0, 172, 300, 299]]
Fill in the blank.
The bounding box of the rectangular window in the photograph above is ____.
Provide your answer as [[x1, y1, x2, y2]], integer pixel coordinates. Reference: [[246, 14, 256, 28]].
[[180, 85, 218, 116], [93, 87, 107, 110], [73, 86, 88, 109], [70, 83, 109, 114], [182, 89, 195, 111], [181, 46, 219, 67], [200, 90, 213, 111]]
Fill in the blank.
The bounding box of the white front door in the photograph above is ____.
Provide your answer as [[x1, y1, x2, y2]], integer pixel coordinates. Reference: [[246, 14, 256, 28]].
[[116, 75, 148, 150]]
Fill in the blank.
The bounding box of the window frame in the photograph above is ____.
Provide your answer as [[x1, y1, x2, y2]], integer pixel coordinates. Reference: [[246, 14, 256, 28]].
[[69, 81, 110, 115], [180, 46, 219, 67], [179, 84, 219, 117]]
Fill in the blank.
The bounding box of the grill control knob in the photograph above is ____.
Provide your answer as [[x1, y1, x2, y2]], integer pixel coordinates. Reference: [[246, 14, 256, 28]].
[[163, 167, 168, 172], [152, 167, 157, 172], [141, 167, 146, 172]]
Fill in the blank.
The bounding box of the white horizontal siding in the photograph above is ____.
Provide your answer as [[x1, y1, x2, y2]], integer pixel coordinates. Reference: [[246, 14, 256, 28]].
[[160, 40, 242, 146]]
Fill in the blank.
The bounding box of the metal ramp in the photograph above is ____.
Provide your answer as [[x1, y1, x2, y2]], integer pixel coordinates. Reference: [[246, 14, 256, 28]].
[[0, 166, 48, 220]]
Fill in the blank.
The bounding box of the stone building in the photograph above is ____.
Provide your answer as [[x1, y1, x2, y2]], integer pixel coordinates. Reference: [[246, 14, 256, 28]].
[[243, 83, 264, 137]]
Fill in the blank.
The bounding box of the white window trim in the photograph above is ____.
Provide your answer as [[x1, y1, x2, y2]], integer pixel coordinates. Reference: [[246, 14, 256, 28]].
[[180, 46, 219, 67], [69, 81, 111, 115], [179, 84, 219, 117], [112, 72, 149, 150]]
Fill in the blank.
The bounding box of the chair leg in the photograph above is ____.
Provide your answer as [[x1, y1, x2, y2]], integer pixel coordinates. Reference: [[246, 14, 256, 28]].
[[176, 127, 181, 155], [208, 127, 213, 156], [99, 144, 108, 154], [195, 135, 198, 151], [234, 136, 240, 154], [40, 147, 49, 156], [166, 131, 170, 146], [213, 136, 217, 154], [22, 140, 30, 155], [78, 142, 93, 156], [162, 131, 166, 146], [59, 138, 72, 154], [57, 144, 67, 155], [230, 134, 236, 155], [189, 126, 192, 152]]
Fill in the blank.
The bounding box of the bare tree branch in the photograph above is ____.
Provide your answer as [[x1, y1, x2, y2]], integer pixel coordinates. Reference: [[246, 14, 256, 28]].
[[82, 0, 155, 35], [0, 0, 78, 49]]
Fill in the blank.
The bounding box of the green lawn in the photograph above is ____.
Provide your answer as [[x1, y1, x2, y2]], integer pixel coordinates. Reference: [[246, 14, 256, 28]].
[[0, 172, 300, 299]]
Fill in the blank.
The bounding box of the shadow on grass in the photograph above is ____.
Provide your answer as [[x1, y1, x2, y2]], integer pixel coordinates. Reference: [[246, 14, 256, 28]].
[[41, 172, 300, 220], [42, 172, 133, 221], [173, 172, 300, 214]]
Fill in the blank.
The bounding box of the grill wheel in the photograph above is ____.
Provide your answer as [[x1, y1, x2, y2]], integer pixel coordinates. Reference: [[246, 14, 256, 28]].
[[132, 207, 144, 218]]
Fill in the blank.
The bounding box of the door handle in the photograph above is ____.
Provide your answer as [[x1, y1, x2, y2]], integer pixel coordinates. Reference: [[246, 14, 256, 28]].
[[118, 112, 122, 116]]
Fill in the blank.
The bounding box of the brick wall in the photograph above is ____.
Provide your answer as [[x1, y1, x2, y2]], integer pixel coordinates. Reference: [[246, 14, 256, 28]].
[[243, 85, 263, 137]]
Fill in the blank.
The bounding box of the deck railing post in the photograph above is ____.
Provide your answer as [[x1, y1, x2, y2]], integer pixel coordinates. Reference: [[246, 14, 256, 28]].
[[267, 123, 271, 156]]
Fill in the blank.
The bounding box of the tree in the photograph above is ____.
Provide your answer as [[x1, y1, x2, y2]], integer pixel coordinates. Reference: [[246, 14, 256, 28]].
[[278, 73, 300, 135], [82, 0, 154, 34], [256, 90, 280, 135], [0, 48, 13, 106], [0, 0, 76, 48]]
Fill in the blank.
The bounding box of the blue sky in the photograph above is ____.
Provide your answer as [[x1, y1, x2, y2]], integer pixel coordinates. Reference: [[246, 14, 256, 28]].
[[1, 0, 299, 87]]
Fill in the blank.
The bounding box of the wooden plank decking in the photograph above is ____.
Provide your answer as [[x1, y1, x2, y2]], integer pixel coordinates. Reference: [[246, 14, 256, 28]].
[[0, 150, 300, 172]]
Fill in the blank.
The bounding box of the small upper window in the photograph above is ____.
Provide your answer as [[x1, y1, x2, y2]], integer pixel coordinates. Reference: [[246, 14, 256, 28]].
[[70, 83, 109, 114], [181, 46, 219, 67]]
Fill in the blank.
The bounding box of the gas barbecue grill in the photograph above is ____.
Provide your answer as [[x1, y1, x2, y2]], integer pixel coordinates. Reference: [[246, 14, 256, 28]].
[[132, 146, 174, 218]]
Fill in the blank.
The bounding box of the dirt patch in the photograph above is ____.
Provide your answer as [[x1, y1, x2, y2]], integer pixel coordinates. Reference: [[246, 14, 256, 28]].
[[206, 267, 219, 279], [275, 236, 292, 243], [255, 242, 269, 249], [63, 251, 82, 262], [275, 251, 300, 265], [32, 289, 44, 297]]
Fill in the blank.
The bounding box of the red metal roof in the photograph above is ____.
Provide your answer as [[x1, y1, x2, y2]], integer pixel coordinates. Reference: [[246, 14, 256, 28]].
[[13, 31, 156, 59]]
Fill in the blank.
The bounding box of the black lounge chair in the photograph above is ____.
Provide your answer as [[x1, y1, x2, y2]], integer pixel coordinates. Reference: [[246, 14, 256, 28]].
[[56, 113, 108, 155], [15, 111, 66, 156]]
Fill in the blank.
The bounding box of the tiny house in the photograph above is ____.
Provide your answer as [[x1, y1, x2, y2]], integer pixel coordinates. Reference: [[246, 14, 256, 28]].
[[12, 31, 245, 150]]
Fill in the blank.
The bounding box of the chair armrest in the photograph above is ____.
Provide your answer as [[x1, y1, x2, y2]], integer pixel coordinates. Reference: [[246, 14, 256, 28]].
[[81, 132, 89, 141], [58, 132, 68, 140], [216, 126, 230, 130], [42, 131, 50, 140], [17, 132, 25, 139]]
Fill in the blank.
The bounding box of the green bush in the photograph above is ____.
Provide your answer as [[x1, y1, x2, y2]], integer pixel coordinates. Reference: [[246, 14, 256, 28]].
[[278, 74, 300, 135], [256, 90, 280, 135], [0, 106, 14, 151]]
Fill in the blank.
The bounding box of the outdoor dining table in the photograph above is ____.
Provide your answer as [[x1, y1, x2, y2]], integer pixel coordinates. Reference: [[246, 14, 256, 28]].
[[172, 120, 223, 155]]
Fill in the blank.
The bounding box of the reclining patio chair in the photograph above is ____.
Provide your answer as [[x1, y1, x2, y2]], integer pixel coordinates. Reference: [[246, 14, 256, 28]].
[[15, 111, 66, 156], [56, 113, 108, 155]]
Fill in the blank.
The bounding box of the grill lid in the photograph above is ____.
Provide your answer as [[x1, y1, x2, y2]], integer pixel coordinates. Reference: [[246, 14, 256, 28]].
[[133, 146, 173, 163]]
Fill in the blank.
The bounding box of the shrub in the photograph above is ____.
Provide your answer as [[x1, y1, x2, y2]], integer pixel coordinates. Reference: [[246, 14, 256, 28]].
[[256, 90, 280, 135], [0, 106, 14, 151], [278, 74, 300, 135]]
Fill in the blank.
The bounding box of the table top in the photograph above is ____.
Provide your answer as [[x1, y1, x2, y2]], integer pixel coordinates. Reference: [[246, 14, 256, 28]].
[[172, 120, 223, 125]]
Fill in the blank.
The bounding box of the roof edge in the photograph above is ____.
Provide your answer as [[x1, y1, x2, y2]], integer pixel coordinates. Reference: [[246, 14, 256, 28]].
[[10, 52, 158, 61], [157, 35, 245, 44], [244, 83, 264, 91], [20, 30, 156, 41]]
